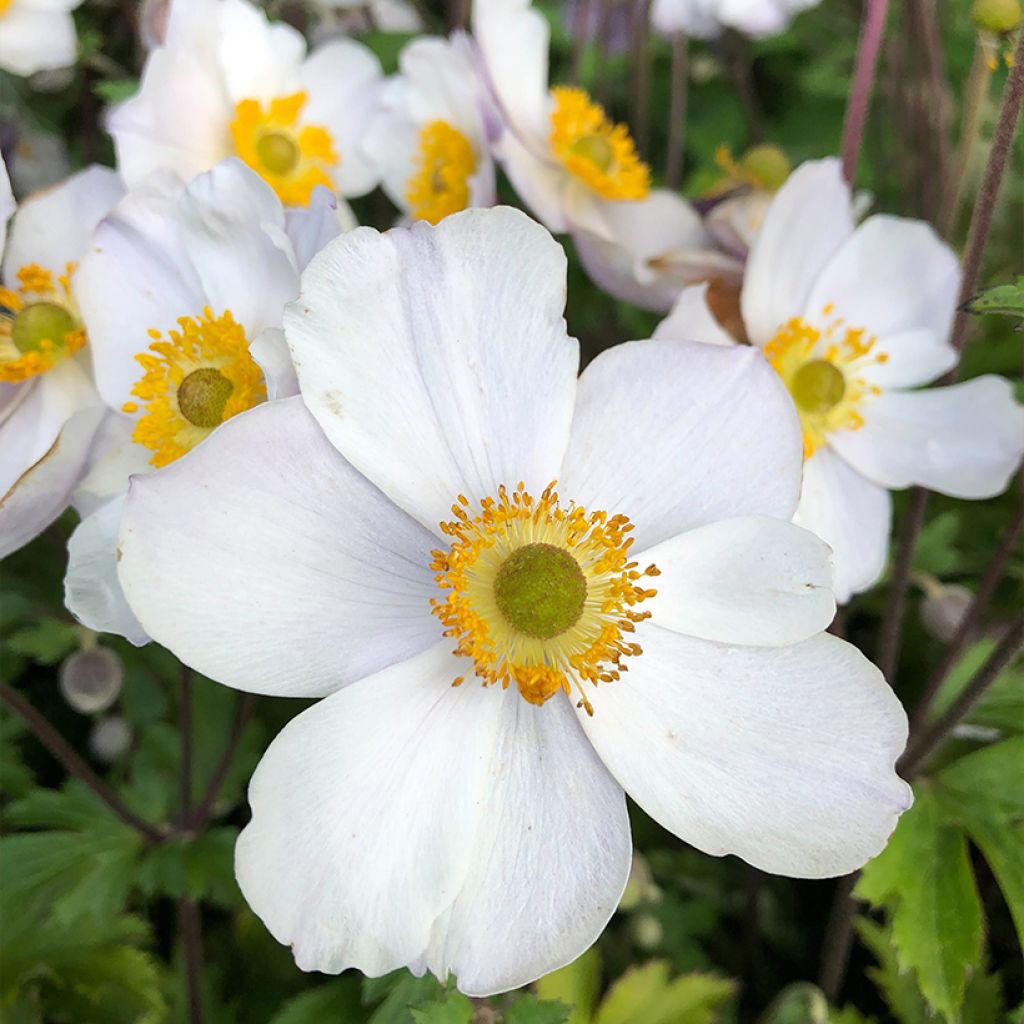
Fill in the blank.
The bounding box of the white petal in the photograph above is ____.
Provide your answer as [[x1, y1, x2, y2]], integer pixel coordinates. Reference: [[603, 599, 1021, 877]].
[[0, 5, 76, 75], [71, 412, 151, 517], [559, 340, 803, 551], [829, 378, 1024, 499], [250, 327, 298, 399], [580, 626, 912, 877], [794, 447, 891, 604], [652, 283, 737, 347], [217, 0, 305, 101], [236, 645, 630, 994], [301, 39, 384, 198], [741, 159, 854, 347], [0, 157, 12, 255], [641, 516, 835, 646], [117, 398, 439, 697], [65, 494, 149, 645], [495, 128, 570, 234], [857, 329, 958, 389], [284, 185, 344, 271], [804, 215, 960, 387], [285, 207, 578, 533], [3, 165, 124, 278], [416, 693, 630, 996], [651, 0, 721, 37]]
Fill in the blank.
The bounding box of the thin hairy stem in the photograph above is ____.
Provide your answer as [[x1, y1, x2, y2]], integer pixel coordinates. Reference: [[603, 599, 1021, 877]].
[[841, 0, 890, 183], [664, 32, 689, 187], [180, 896, 206, 1024], [190, 693, 258, 832], [630, 0, 653, 156]]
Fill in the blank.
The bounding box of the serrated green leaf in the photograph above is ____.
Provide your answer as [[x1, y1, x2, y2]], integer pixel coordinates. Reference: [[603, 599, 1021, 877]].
[[857, 787, 982, 1021], [5, 620, 78, 665], [504, 994, 573, 1024], [966, 276, 1024, 320], [757, 982, 830, 1024], [595, 961, 735, 1024], [536, 947, 601, 1024], [856, 918, 930, 1024], [409, 990, 473, 1024], [930, 639, 1024, 735], [912, 512, 963, 576], [268, 980, 353, 1024], [365, 970, 446, 1024]]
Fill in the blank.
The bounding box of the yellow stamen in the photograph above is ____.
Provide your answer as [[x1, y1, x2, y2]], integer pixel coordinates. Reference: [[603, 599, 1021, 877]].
[[0, 0, 12, 18], [405, 120, 477, 225], [431, 482, 659, 714], [0, 263, 86, 383], [765, 308, 888, 459], [229, 91, 338, 207], [549, 86, 650, 201], [125, 307, 266, 468]]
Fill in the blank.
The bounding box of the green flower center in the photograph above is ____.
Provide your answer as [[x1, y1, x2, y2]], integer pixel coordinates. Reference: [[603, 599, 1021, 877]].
[[790, 359, 846, 415], [177, 367, 234, 429], [493, 542, 587, 640], [256, 132, 300, 176], [570, 135, 615, 173], [12, 302, 77, 354]]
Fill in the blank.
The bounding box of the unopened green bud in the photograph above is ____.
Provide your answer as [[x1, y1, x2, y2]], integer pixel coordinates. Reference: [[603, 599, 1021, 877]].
[[972, 0, 1022, 33], [741, 144, 791, 191]]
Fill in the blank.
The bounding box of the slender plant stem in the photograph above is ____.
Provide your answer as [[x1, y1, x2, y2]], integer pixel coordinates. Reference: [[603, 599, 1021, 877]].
[[180, 666, 194, 824], [664, 32, 689, 187], [909, 501, 1024, 732], [447, 0, 469, 31], [901, 622, 1024, 776], [180, 896, 206, 1024], [948, 28, 1024, 352], [819, 872, 860, 1001], [841, 0, 890, 183], [569, 0, 595, 83], [911, 0, 953, 220], [726, 32, 765, 142], [190, 693, 257, 832], [0, 681, 166, 843], [629, 0, 653, 156]]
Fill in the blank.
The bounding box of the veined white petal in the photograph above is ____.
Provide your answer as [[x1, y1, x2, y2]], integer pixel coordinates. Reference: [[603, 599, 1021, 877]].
[[652, 283, 737, 347], [559, 340, 803, 552], [285, 207, 578, 534], [580, 625, 911, 878], [118, 399, 439, 697], [0, 4, 77, 76], [741, 159, 853, 347], [641, 516, 835, 646], [794, 446, 891, 604], [830, 378, 1024, 499], [217, 0, 305, 102]]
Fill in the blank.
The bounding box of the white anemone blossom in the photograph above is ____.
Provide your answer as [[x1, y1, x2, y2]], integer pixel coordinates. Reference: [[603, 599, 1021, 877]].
[[364, 34, 497, 225], [108, 0, 383, 208], [472, 0, 736, 309], [660, 159, 1024, 602], [0, 0, 82, 77], [651, 0, 822, 39], [116, 207, 910, 994], [0, 162, 124, 559], [65, 158, 341, 644]]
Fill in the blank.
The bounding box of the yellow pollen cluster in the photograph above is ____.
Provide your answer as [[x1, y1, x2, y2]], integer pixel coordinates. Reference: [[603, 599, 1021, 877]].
[[765, 306, 889, 459], [230, 91, 338, 207], [124, 307, 266, 468], [0, 263, 85, 383], [549, 86, 650, 201], [430, 482, 660, 715], [405, 120, 477, 225]]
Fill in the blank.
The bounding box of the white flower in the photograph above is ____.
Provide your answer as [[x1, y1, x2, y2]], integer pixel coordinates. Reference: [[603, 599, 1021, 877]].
[[663, 159, 1024, 601], [108, 0, 383, 207], [0, 163, 124, 559], [364, 34, 496, 225], [651, 0, 822, 39], [116, 207, 910, 994], [0, 0, 82, 77], [65, 158, 341, 644]]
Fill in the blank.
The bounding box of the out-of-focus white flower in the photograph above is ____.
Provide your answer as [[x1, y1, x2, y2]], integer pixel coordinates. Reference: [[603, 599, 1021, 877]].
[[65, 158, 342, 644], [660, 159, 1024, 602], [364, 35, 496, 224], [314, 0, 423, 35], [118, 207, 909, 994], [651, 0, 822, 39], [7, 128, 71, 197], [0, 0, 82, 76], [0, 162, 123, 558], [108, 0, 383, 207]]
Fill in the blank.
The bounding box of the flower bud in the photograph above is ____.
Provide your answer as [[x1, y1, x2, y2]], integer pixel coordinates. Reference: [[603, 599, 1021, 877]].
[[631, 914, 663, 950], [920, 584, 973, 643], [89, 716, 133, 763], [59, 647, 124, 714], [972, 0, 1022, 32], [740, 144, 791, 191]]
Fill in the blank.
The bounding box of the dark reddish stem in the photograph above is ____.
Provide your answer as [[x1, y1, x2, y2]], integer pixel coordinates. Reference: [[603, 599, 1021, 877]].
[[841, 0, 890, 183]]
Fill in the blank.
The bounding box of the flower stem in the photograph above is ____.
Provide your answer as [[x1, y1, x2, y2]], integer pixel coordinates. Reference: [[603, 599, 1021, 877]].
[[0, 681, 167, 844], [664, 32, 689, 187], [190, 693, 257, 832], [841, 0, 890, 183], [630, 0, 653, 156]]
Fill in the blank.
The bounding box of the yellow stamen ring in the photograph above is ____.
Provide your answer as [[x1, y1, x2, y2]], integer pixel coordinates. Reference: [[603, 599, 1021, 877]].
[[430, 482, 659, 714], [406, 120, 477, 225]]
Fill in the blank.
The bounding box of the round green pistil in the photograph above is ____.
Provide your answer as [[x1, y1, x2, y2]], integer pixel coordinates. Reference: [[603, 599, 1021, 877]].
[[494, 543, 587, 640], [256, 132, 300, 176], [177, 367, 234, 429], [12, 302, 77, 354], [570, 134, 614, 172], [790, 359, 846, 415]]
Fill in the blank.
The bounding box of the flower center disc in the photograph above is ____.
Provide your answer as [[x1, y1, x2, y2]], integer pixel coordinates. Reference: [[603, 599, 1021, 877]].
[[177, 367, 234, 428], [570, 134, 615, 173], [256, 131, 300, 176], [12, 302, 77, 355], [791, 359, 846, 414], [494, 542, 587, 640]]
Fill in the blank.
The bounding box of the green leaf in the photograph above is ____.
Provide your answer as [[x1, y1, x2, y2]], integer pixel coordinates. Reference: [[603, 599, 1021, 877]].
[[965, 276, 1024, 321], [92, 78, 137, 103], [5, 619, 78, 665], [756, 982, 831, 1024], [268, 980, 354, 1024], [409, 991, 474, 1024], [856, 787, 982, 1021], [503, 994, 573, 1024], [856, 918, 930, 1024], [595, 962, 735, 1024], [536, 947, 601, 1024], [365, 970, 446, 1024], [929, 639, 1024, 735], [912, 512, 963, 576]]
